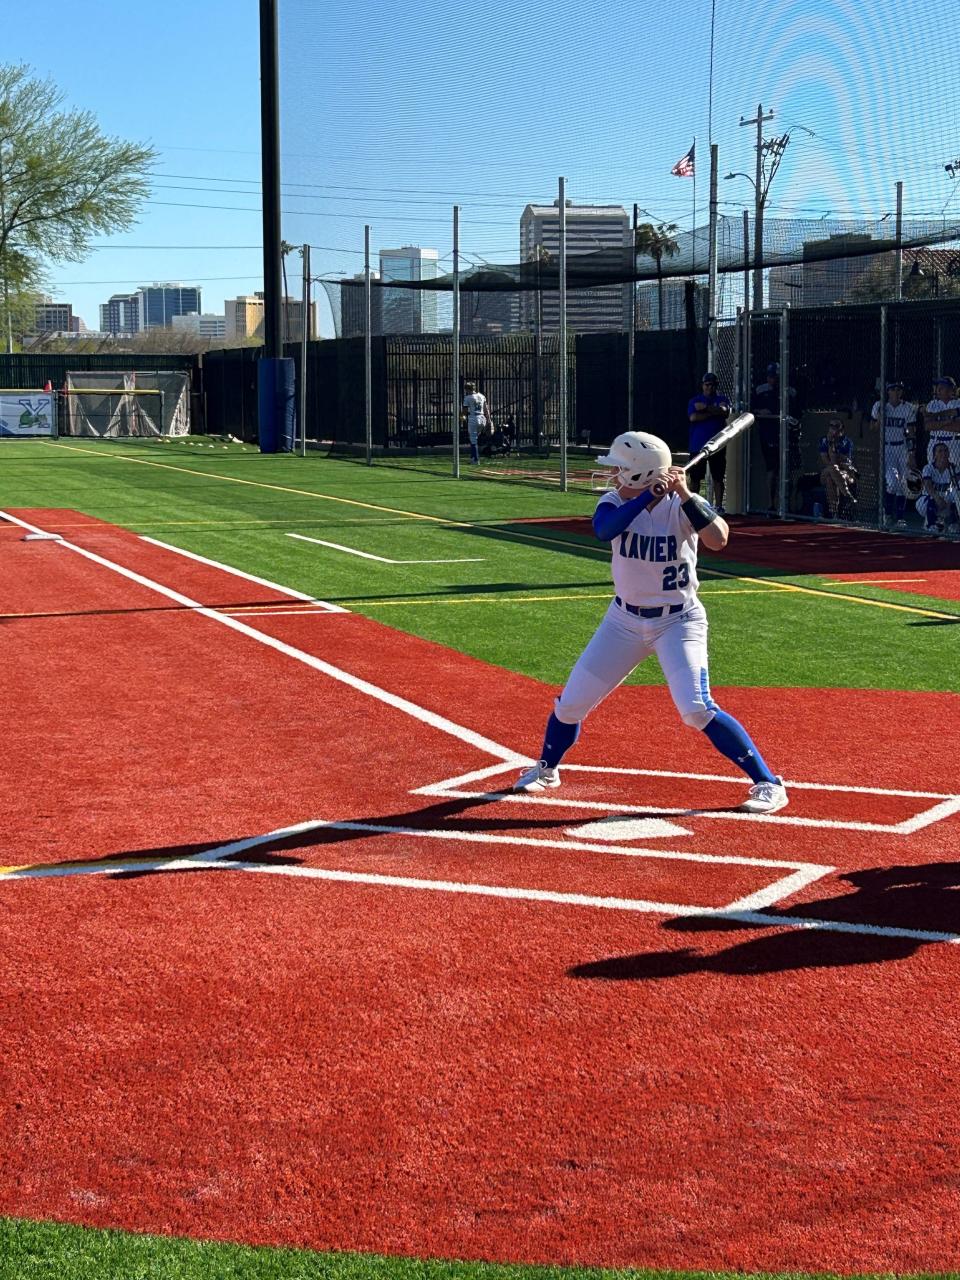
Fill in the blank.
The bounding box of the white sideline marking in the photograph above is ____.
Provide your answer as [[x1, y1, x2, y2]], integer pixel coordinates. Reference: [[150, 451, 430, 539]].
[[418, 763, 960, 835], [141, 535, 348, 612], [287, 532, 484, 564], [0, 510, 525, 767]]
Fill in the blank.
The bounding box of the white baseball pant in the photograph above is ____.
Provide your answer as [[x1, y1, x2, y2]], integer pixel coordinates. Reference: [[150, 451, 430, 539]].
[[554, 599, 716, 730]]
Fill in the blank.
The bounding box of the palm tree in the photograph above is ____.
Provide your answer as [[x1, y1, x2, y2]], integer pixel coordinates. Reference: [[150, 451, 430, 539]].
[[634, 222, 680, 330]]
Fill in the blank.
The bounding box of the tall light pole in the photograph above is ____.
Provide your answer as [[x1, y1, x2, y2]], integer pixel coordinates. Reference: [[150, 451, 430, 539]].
[[738, 104, 774, 310]]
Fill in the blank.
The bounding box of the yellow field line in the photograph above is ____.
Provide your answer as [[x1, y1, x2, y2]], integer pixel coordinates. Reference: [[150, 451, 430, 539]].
[[41, 442, 960, 619], [350, 587, 778, 608], [0, 853, 171, 876], [45, 441, 453, 524], [700, 564, 960, 620]]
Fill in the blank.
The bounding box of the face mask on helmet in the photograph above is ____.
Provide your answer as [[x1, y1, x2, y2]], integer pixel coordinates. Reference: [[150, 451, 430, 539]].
[[596, 431, 672, 489]]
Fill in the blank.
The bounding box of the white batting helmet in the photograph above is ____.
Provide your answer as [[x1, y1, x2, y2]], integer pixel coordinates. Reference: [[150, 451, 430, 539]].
[[596, 431, 672, 489]]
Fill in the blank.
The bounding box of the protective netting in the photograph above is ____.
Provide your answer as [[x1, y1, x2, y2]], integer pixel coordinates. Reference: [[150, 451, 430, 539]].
[[62, 371, 190, 438]]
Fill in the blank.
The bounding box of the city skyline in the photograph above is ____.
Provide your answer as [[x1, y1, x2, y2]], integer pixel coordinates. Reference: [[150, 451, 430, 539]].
[[6, 0, 960, 341]]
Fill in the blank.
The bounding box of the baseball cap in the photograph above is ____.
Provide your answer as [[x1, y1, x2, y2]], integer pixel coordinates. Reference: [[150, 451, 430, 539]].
[[701, 372, 718, 383], [936, 374, 956, 387], [886, 380, 904, 390], [766, 362, 780, 375]]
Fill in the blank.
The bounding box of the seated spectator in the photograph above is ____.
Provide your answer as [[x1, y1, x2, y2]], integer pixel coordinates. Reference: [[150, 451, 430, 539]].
[[818, 418, 858, 518], [916, 441, 960, 534], [925, 375, 960, 467]]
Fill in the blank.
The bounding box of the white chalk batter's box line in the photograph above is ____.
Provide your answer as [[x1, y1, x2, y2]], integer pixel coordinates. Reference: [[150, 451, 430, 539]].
[[2, 816, 828, 912], [413, 763, 960, 835], [7, 815, 960, 944]]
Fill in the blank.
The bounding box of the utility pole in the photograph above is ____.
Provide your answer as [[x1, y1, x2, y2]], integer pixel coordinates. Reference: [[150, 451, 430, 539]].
[[739, 103, 774, 311]]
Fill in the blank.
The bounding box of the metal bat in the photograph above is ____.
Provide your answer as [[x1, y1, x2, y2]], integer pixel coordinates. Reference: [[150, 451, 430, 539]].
[[684, 411, 755, 473], [650, 412, 755, 497]]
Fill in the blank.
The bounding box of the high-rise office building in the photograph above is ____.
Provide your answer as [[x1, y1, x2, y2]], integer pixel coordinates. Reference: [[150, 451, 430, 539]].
[[225, 293, 264, 340], [379, 247, 439, 334], [171, 313, 227, 338], [520, 202, 632, 333], [461, 290, 518, 336], [222, 292, 315, 342], [31, 297, 76, 334], [339, 273, 383, 338], [99, 293, 140, 334], [135, 283, 201, 329]]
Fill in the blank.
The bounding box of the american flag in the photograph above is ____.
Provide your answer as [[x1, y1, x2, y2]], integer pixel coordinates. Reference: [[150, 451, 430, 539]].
[[670, 142, 695, 178]]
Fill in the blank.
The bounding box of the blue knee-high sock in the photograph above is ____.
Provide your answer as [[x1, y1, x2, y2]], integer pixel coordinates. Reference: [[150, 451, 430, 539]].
[[540, 712, 580, 768], [895, 493, 907, 520], [702, 710, 777, 784]]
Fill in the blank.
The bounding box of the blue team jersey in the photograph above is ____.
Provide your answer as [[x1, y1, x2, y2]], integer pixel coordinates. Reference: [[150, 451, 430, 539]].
[[687, 392, 731, 454], [818, 434, 853, 458]]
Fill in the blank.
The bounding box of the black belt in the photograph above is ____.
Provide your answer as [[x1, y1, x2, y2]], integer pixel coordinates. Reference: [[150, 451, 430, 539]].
[[615, 597, 683, 618]]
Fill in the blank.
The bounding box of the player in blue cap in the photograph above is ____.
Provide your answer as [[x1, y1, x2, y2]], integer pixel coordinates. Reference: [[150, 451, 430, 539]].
[[687, 372, 730, 511]]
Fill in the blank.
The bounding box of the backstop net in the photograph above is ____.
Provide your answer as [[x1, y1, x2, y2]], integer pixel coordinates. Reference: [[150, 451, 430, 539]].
[[62, 371, 190, 439]]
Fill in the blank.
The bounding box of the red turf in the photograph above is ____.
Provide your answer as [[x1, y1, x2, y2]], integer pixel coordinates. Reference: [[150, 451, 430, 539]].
[[2, 510, 960, 1273]]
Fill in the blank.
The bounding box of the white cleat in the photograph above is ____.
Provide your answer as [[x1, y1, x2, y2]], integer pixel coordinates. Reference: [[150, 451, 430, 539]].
[[740, 776, 788, 814], [514, 760, 561, 792]]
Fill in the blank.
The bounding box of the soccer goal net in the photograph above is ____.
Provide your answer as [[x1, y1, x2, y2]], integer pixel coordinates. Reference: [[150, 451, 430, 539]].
[[62, 371, 190, 438]]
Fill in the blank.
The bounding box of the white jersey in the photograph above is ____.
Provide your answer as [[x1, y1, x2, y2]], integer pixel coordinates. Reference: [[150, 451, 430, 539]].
[[922, 462, 956, 495], [597, 490, 700, 610], [871, 399, 916, 450], [925, 405, 960, 467], [462, 392, 489, 425]]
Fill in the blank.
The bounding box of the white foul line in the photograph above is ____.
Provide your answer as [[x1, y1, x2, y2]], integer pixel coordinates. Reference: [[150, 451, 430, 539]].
[[0, 510, 524, 766], [287, 532, 484, 564], [140, 535, 348, 611]]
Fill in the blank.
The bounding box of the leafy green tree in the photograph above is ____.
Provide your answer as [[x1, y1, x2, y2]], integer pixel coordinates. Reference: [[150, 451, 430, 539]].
[[0, 63, 156, 349], [634, 221, 680, 329]]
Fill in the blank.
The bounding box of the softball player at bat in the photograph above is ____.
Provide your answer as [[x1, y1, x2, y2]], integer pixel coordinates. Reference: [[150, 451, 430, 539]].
[[515, 430, 788, 813]]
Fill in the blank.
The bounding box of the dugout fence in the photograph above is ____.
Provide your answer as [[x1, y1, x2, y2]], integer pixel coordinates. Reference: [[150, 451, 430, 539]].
[[705, 297, 960, 535]]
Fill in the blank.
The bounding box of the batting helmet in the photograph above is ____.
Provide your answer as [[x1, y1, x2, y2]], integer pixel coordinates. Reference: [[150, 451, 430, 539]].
[[905, 466, 923, 499], [596, 431, 672, 489]]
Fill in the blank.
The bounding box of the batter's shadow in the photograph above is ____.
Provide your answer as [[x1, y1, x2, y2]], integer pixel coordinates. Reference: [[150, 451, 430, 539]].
[[568, 861, 960, 979]]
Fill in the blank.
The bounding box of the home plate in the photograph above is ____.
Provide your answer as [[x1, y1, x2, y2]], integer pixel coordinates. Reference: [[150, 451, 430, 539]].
[[565, 816, 693, 841]]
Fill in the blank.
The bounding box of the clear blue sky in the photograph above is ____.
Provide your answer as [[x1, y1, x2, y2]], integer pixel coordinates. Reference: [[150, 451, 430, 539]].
[[7, 0, 960, 335]]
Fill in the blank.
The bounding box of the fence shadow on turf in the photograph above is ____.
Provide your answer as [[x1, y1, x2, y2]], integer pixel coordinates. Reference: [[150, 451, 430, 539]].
[[568, 861, 960, 980]]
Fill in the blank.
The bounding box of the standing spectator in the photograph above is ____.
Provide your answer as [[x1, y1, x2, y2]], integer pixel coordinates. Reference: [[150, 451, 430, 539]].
[[924, 375, 960, 468], [916, 441, 960, 534], [818, 418, 858, 518], [751, 362, 799, 515], [687, 372, 731, 511], [870, 380, 917, 528], [461, 381, 492, 466]]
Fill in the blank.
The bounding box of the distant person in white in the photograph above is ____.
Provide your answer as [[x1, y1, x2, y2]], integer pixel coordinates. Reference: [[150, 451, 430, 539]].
[[462, 382, 492, 465], [916, 441, 960, 534], [871, 380, 917, 527], [924, 375, 960, 469]]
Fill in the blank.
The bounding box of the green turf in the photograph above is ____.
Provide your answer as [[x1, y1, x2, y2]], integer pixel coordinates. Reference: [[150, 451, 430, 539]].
[[3, 442, 957, 701], [2, 444, 957, 1276], [0, 1218, 942, 1280], [0, 440, 956, 694]]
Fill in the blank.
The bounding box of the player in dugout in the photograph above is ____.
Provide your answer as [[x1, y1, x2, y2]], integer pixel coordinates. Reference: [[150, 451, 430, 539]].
[[687, 372, 730, 512]]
